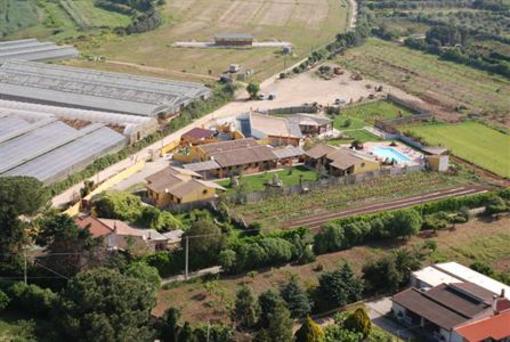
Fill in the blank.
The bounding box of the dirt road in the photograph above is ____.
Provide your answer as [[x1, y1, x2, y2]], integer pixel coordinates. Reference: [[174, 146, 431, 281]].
[[283, 186, 487, 229]]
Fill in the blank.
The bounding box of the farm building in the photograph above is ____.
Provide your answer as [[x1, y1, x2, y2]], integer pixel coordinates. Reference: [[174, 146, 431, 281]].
[[305, 143, 380, 176], [0, 60, 211, 117], [233, 112, 333, 146], [392, 282, 509, 342], [0, 114, 126, 184], [180, 127, 216, 146], [0, 99, 158, 144], [0, 39, 79, 64], [214, 33, 254, 47], [145, 167, 225, 207]]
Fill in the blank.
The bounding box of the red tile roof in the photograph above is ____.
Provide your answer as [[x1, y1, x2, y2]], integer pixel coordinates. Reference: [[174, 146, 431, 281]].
[[454, 310, 510, 342], [75, 216, 112, 237]]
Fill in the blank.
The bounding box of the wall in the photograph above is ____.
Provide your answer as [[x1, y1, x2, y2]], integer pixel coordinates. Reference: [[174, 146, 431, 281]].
[[353, 160, 380, 174], [266, 106, 319, 115]]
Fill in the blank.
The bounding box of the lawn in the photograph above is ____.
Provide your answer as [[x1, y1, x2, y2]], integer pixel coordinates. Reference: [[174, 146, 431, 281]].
[[154, 216, 510, 323], [0, 0, 40, 37], [336, 39, 510, 124], [68, 0, 351, 82], [217, 165, 318, 193], [406, 121, 510, 177], [341, 100, 415, 124], [230, 171, 470, 228]]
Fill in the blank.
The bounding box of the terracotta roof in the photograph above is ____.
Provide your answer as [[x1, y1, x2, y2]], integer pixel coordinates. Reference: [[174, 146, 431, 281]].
[[272, 146, 305, 159], [454, 310, 510, 342], [75, 216, 112, 237], [146, 168, 190, 193], [305, 143, 337, 159], [392, 283, 493, 330], [183, 160, 221, 172], [327, 149, 366, 170], [200, 138, 258, 156], [182, 127, 215, 141], [98, 218, 167, 241], [212, 145, 277, 167]]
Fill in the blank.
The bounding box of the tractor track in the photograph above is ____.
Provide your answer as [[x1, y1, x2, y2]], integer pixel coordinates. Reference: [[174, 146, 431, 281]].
[[283, 186, 488, 229]]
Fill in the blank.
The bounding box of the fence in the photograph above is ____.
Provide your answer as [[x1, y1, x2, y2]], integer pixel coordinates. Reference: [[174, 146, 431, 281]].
[[265, 105, 319, 115], [232, 165, 423, 204]]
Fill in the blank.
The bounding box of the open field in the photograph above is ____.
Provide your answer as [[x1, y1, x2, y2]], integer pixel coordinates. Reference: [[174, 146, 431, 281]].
[[4, 0, 131, 41], [0, 0, 40, 37], [217, 165, 318, 193], [406, 121, 510, 178], [154, 216, 510, 323], [229, 172, 472, 228], [340, 100, 415, 124], [336, 39, 510, 126], [68, 0, 350, 82]]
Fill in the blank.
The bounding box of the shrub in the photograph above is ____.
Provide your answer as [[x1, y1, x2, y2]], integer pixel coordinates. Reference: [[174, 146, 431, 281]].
[[0, 289, 9, 312], [343, 308, 371, 337], [8, 282, 57, 316]]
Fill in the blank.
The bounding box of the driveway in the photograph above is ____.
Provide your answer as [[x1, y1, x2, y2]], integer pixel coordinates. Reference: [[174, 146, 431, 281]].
[[366, 297, 417, 341]]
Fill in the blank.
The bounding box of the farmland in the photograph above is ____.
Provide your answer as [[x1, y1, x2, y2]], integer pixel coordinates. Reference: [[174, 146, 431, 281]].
[[70, 0, 351, 82], [336, 39, 510, 126], [228, 171, 471, 228], [406, 121, 510, 178], [340, 100, 415, 124], [3, 0, 131, 40], [217, 166, 318, 193], [0, 0, 40, 38], [154, 216, 510, 323]]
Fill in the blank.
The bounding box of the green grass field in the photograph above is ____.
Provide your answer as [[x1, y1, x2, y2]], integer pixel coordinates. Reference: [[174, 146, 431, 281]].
[[341, 100, 415, 123], [0, 0, 40, 37], [217, 166, 318, 193], [336, 39, 510, 122], [407, 121, 510, 177]]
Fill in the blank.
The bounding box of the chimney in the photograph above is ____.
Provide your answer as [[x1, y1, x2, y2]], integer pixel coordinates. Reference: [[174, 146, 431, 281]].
[[113, 221, 118, 233], [501, 289, 506, 298], [492, 295, 500, 315]]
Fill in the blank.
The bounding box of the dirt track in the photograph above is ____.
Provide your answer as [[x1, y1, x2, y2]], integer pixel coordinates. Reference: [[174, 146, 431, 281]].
[[283, 186, 487, 229]]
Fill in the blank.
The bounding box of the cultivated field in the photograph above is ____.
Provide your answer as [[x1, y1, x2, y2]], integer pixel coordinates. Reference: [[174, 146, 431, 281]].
[[154, 216, 510, 323], [71, 0, 350, 82], [336, 39, 510, 126], [229, 172, 471, 228], [406, 121, 510, 178]]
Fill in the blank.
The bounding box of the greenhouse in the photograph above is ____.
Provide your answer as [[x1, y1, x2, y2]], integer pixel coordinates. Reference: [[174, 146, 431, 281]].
[[0, 39, 79, 64], [0, 116, 127, 184], [0, 60, 212, 117]]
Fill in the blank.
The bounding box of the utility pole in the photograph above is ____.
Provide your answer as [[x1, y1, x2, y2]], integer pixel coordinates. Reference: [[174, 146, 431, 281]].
[[23, 249, 27, 285], [184, 236, 189, 280], [206, 321, 210, 342]]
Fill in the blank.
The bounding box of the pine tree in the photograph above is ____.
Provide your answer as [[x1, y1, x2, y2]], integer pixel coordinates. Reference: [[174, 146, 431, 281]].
[[266, 301, 293, 342], [295, 316, 325, 342], [258, 289, 282, 328], [232, 286, 258, 330], [280, 276, 312, 318]]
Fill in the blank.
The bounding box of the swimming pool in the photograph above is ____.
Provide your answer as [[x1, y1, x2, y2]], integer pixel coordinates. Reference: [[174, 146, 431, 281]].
[[372, 146, 411, 163]]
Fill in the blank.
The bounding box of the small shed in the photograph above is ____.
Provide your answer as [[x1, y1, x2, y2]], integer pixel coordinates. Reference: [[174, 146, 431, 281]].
[[422, 146, 449, 172]]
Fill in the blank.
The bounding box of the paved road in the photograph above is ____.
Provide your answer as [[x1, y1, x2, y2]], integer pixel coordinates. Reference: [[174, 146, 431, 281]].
[[161, 266, 222, 285]]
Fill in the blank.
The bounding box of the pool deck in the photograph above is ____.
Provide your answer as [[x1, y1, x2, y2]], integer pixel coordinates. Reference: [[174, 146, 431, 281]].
[[361, 141, 424, 167]]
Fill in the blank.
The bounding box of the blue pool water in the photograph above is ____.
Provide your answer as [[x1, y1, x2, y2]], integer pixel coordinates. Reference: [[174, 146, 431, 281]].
[[372, 146, 411, 163]]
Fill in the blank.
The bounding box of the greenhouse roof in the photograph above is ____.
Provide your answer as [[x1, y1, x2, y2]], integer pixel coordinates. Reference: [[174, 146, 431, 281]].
[[0, 39, 79, 63], [0, 60, 211, 117]]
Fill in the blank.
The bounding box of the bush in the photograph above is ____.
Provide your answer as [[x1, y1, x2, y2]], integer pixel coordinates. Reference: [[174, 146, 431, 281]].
[[343, 308, 371, 337], [143, 251, 181, 278], [8, 282, 57, 316], [0, 289, 9, 312]]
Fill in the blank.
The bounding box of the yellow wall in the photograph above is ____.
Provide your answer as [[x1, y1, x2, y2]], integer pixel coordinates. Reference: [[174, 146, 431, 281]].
[[150, 186, 217, 207], [161, 140, 180, 156], [353, 160, 380, 174]]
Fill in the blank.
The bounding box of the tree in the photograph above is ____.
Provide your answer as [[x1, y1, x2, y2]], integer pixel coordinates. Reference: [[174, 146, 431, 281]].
[[218, 249, 237, 273], [343, 308, 371, 337], [8, 282, 57, 317], [161, 307, 181, 342], [324, 324, 362, 342], [485, 195, 507, 215], [280, 276, 312, 318], [183, 218, 225, 269], [295, 316, 325, 342], [247, 82, 260, 99], [316, 263, 363, 311], [57, 268, 156, 341], [258, 301, 293, 342], [258, 289, 282, 328], [0, 176, 48, 216], [36, 213, 102, 277], [388, 209, 422, 239], [124, 261, 161, 295], [232, 286, 258, 330], [470, 261, 495, 277], [362, 255, 402, 294]]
